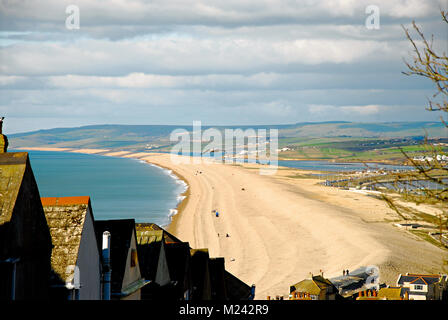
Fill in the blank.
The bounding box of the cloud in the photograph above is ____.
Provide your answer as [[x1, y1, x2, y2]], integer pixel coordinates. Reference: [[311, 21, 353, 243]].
[[0, 0, 445, 133], [0, 37, 404, 77], [308, 104, 382, 115]]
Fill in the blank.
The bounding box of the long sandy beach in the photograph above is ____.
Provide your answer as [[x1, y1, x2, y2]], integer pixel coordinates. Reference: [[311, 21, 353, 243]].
[[138, 153, 446, 299], [25, 148, 447, 299]]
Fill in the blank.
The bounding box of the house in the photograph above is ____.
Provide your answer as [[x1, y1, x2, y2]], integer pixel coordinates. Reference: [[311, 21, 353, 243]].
[[356, 287, 409, 300], [209, 258, 227, 300], [41, 196, 102, 300], [95, 219, 149, 300], [163, 241, 193, 300], [223, 269, 254, 300], [377, 287, 408, 300], [0, 117, 8, 153], [290, 273, 339, 300], [397, 273, 448, 300], [136, 223, 253, 300], [136, 223, 192, 300], [190, 249, 212, 300], [0, 152, 52, 300]]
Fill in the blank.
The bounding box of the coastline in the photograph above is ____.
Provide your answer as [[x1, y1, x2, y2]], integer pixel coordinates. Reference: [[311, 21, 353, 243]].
[[143, 160, 191, 234], [16, 147, 189, 229], [15, 147, 447, 299]]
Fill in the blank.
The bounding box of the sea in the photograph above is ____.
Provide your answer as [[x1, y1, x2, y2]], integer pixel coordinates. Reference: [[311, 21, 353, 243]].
[[22, 150, 187, 227], [19, 150, 410, 226]]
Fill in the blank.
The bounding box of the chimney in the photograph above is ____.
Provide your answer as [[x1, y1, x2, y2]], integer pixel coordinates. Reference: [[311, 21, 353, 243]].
[[102, 231, 111, 300], [0, 117, 8, 153]]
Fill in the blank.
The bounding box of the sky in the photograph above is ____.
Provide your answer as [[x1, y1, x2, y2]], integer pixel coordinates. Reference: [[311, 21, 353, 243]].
[[0, 0, 447, 134]]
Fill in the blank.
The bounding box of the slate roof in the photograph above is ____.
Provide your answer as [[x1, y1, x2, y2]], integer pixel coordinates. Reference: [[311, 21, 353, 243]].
[[136, 223, 183, 244], [290, 275, 336, 296], [397, 274, 442, 286], [224, 270, 252, 300], [190, 249, 211, 300], [41, 196, 92, 283], [209, 258, 227, 300], [0, 152, 28, 225], [165, 242, 191, 282], [136, 230, 164, 281], [94, 219, 137, 293], [377, 287, 405, 300]]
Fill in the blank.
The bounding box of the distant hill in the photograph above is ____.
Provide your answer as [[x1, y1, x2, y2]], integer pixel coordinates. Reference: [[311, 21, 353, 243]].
[[9, 122, 447, 151]]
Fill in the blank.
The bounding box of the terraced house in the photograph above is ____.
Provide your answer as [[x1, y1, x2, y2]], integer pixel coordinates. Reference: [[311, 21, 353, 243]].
[[397, 273, 448, 300], [42, 196, 102, 300], [0, 152, 52, 300]]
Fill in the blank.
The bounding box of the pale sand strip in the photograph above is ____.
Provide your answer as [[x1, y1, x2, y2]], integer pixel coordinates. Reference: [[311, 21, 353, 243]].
[[70, 148, 110, 154], [103, 151, 133, 157], [141, 153, 446, 299], [122, 152, 153, 158], [20, 148, 447, 299]]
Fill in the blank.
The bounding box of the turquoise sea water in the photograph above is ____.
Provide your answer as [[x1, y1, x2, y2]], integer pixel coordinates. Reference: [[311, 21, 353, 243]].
[[20, 150, 410, 226], [23, 150, 187, 226]]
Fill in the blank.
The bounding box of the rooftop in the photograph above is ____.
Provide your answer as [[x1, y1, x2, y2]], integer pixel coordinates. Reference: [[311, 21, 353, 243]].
[[0, 152, 29, 225], [41, 196, 92, 283], [290, 275, 335, 295], [398, 273, 444, 286], [136, 223, 182, 244], [95, 219, 137, 293]]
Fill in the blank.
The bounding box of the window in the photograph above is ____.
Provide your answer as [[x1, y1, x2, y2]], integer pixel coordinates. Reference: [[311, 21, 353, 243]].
[[414, 284, 423, 290], [130, 249, 138, 267]]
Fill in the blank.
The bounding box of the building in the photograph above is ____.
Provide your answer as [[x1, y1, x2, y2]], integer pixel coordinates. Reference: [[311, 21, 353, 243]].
[[356, 287, 409, 300], [0, 152, 52, 300], [135, 223, 253, 300], [0, 117, 8, 153], [95, 219, 149, 300], [208, 258, 227, 300], [397, 273, 448, 300], [377, 287, 409, 300], [136, 223, 193, 300], [290, 274, 339, 300], [190, 249, 212, 300], [41, 196, 102, 300]]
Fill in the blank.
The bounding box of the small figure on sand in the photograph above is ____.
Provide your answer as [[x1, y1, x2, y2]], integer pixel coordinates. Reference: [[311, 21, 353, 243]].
[[343, 270, 346, 276], [226, 233, 230, 238], [346, 269, 349, 276], [216, 211, 219, 217]]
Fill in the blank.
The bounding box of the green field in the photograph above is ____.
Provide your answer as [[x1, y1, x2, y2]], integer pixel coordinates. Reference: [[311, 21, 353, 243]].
[[277, 137, 448, 163], [9, 122, 448, 163]]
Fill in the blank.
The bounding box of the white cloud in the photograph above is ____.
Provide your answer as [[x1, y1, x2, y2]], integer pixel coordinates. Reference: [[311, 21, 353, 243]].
[[309, 104, 381, 116], [0, 0, 445, 132]]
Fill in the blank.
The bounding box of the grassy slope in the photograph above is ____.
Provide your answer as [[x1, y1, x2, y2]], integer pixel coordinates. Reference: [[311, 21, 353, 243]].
[[9, 122, 448, 162]]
